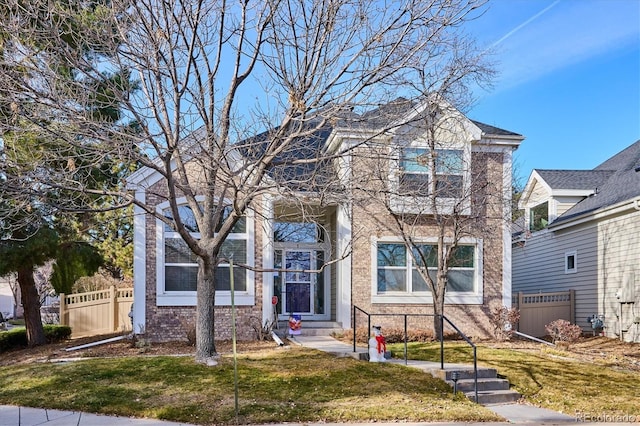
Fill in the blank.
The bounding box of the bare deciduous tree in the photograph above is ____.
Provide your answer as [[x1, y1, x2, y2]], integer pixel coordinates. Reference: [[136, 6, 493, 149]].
[[0, 0, 492, 361]]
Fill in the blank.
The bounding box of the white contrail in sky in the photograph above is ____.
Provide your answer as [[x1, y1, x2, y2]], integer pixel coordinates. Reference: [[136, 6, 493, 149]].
[[491, 0, 561, 48]]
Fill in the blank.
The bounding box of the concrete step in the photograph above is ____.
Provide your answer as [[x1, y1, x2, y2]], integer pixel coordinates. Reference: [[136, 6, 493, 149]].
[[277, 321, 343, 337], [449, 378, 511, 392], [467, 389, 521, 405], [434, 367, 520, 405], [431, 367, 498, 381]]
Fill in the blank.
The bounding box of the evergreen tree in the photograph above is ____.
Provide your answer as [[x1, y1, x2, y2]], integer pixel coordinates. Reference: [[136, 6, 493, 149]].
[[0, 0, 135, 345]]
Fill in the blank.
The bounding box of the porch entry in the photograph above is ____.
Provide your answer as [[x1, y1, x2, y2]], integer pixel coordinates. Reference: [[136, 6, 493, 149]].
[[274, 248, 329, 320]]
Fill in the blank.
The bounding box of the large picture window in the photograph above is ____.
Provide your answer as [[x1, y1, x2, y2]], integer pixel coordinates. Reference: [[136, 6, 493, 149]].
[[157, 199, 253, 306], [376, 242, 477, 296]]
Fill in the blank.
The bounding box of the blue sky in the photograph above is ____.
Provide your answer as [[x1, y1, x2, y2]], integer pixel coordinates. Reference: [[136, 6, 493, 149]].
[[466, 0, 640, 184]]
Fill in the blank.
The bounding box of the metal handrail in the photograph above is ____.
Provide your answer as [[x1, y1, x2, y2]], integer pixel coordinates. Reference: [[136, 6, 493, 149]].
[[353, 305, 478, 403]]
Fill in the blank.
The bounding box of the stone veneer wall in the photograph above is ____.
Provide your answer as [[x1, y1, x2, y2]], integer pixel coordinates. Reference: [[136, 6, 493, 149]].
[[349, 148, 507, 339], [142, 181, 263, 342]]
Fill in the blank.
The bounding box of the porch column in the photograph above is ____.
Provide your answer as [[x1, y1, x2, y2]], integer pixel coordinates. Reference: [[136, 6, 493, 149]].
[[132, 189, 146, 334], [261, 195, 275, 326], [336, 203, 352, 328]]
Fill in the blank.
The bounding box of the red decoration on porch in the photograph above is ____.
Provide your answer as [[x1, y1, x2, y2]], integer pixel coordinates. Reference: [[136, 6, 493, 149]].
[[272, 296, 278, 305], [288, 315, 302, 335], [375, 334, 386, 354], [369, 325, 387, 362]]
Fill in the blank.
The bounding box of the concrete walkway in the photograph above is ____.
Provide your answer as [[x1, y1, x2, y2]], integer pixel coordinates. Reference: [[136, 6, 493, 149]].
[[1, 335, 627, 425], [0, 405, 192, 426]]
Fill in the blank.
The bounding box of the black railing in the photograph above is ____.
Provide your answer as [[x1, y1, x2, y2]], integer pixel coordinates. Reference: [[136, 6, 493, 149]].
[[353, 305, 478, 402]]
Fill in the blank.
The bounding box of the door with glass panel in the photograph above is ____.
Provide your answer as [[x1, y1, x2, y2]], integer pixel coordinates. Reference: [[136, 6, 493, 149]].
[[274, 249, 327, 319]]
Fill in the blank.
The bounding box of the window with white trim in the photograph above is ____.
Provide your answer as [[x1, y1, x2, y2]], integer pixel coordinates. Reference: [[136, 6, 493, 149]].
[[160, 202, 251, 300], [565, 250, 577, 274], [529, 201, 549, 231], [376, 242, 476, 294], [398, 148, 464, 198]]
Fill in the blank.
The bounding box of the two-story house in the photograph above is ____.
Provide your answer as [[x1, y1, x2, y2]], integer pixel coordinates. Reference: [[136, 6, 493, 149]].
[[514, 140, 640, 342], [127, 98, 523, 342]]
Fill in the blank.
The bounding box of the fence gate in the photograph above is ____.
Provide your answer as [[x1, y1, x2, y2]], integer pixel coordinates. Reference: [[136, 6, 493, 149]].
[[59, 286, 133, 338], [514, 290, 575, 337]]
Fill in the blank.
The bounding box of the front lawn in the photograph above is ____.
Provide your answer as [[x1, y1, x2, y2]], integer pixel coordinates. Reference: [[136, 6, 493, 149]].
[[0, 346, 499, 425], [389, 341, 640, 418], [2, 337, 638, 424]]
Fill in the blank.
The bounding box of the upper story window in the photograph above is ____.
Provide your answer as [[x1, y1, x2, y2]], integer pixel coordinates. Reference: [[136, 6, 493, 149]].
[[529, 201, 549, 231], [399, 148, 430, 196], [434, 149, 464, 198], [398, 148, 464, 198]]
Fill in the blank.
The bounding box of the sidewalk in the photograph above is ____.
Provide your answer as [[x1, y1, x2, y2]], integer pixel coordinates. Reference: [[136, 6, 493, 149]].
[[0, 405, 193, 426]]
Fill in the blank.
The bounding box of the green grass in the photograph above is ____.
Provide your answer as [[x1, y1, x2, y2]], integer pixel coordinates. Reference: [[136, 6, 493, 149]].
[[388, 342, 640, 417], [0, 346, 500, 425]]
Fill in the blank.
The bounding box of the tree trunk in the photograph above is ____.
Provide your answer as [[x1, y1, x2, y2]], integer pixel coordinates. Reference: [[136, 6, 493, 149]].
[[432, 274, 447, 341], [195, 256, 217, 363], [17, 266, 46, 346], [432, 298, 445, 341]]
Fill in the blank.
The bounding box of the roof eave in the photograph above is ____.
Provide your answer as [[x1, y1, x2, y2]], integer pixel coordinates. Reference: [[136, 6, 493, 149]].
[[549, 197, 640, 231], [477, 134, 525, 149]]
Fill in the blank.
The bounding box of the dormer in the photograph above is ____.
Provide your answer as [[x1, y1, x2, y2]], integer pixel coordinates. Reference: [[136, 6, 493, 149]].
[[519, 169, 613, 231]]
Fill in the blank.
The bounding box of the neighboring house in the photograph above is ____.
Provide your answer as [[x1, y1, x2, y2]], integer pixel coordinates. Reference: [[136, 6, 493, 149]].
[[514, 140, 640, 342], [0, 275, 14, 319], [0, 271, 56, 322], [0, 274, 20, 319], [127, 99, 524, 342]]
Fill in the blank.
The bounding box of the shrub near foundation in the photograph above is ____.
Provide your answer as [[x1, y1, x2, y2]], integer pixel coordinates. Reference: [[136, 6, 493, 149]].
[[337, 328, 461, 344], [0, 325, 72, 352], [545, 319, 582, 345]]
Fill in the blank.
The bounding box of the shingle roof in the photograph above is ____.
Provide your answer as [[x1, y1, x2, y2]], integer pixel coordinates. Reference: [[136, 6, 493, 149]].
[[471, 120, 523, 137], [243, 98, 522, 192], [551, 140, 640, 224], [535, 169, 614, 190]]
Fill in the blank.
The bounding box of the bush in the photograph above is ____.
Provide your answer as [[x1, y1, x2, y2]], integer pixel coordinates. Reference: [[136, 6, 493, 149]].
[[545, 319, 582, 344], [0, 328, 28, 351], [490, 305, 520, 341], [337, 327, 460, 344], [0, 324, 72, 352], [44, 324, 72, 342]]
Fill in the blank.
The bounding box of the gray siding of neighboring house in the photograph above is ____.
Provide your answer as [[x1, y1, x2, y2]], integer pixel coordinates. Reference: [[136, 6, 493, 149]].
[[513, 224, 599, 332], [598, 209, 640, 342]]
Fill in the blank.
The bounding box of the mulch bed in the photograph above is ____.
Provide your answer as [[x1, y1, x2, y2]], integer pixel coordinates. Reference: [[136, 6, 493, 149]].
[[0, 333, 278, 366], [2, 332, 639, 372]]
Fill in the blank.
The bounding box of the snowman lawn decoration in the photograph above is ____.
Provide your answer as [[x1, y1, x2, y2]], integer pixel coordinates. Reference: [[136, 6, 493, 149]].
[[368, 325, 386, 362]]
